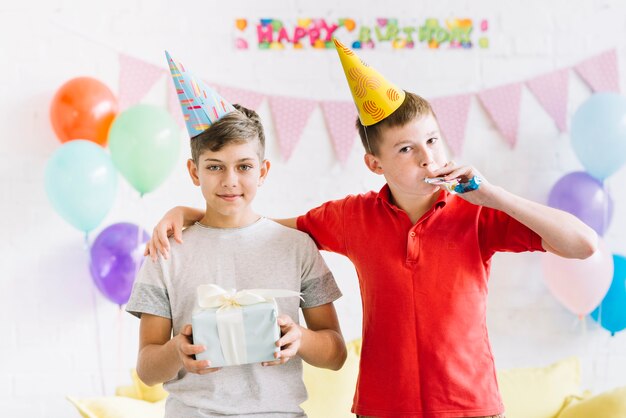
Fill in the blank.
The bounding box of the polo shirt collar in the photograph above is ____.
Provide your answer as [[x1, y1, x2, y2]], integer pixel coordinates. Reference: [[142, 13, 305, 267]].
[[377, 184, 449, 211]]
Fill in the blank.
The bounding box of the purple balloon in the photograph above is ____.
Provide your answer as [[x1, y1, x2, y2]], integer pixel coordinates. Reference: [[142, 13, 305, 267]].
[[90, 222, 150, 305], [548, 171, 613, 235]]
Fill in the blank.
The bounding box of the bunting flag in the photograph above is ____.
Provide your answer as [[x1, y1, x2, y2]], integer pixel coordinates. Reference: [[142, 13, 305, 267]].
[[216, 84, 266, 111], [574, 49, 619, 93], [526, 69, 570, 133], [320, 101, 359, 164], [118, 54, 164, 110], [114, 50, 621, 162], [430, 94, 472, 156], [478, 83, 523, 148], [268, 95, 317, 161]]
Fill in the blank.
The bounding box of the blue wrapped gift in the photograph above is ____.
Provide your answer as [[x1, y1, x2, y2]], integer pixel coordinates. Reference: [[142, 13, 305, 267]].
[[191, 284, 301, 367]]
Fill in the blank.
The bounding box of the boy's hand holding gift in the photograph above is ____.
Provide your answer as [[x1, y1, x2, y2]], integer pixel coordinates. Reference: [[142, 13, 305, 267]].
[[192, 284, 302, 368], [262, 314, 302, 367], [174, 324, 222, 374]]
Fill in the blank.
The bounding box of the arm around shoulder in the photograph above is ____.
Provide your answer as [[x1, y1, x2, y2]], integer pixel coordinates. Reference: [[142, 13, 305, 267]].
[[273, 217, 298, 230]]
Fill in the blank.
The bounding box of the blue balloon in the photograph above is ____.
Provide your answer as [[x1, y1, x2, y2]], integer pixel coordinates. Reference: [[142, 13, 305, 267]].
[[45, 140, 118, 233], [590, 254, 626, 336], [571, 93, 626, 180]]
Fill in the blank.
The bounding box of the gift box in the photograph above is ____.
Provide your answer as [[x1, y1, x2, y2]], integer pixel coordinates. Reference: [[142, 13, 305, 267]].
[[191, 284, 300, 368]]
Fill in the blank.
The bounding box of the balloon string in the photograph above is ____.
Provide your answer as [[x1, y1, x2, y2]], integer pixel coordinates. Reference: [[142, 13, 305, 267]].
[[602, 180, 610, 235], [598, 300, 602, 332], [135, 195, 145, 280], [117, 305, 124, 386], [587, 316, 598, 391], [581, 314, 587, 339], [603, 330, 613, 386], [85, 232, 107, 396], [593, 303, 603, 389]]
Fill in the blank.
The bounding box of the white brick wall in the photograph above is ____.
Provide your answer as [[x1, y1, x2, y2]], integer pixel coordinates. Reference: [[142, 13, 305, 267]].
[[1, 0, 625, 416]]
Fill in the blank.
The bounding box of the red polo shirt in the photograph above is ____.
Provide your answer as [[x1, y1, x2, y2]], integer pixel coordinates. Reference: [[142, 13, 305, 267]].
[[297, 185, 545, 418]]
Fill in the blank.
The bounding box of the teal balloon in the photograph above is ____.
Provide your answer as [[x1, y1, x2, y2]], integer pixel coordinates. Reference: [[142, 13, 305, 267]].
[[590, 254, 626, 336], [108, 105, 180, 195], [45, 140, 118, 233], [571, 93, 626, 180]]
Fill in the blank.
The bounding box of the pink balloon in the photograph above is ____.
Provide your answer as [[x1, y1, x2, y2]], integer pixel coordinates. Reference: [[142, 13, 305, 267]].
[[542, 238, 614, 316]]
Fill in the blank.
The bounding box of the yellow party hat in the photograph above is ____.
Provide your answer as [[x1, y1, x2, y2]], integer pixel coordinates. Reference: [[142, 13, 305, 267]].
[[333, 38, 406, 126]]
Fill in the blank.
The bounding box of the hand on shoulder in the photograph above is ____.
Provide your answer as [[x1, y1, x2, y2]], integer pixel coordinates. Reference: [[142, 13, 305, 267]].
[[143, 207, 187, 261]]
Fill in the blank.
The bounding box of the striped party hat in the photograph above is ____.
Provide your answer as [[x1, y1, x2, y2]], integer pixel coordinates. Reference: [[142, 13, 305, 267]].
[[333, 39, 405, 126], [165, 51, 236, 138]]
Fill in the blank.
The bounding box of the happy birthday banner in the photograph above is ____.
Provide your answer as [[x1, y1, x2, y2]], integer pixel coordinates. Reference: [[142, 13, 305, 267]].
[[118, 49, 619, 163], [233, 18, 490, 50]]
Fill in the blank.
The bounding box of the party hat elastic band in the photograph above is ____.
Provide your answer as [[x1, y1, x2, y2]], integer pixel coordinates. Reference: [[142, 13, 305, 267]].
[[165, 51, 236, 138], [332, 39, 405, 127]]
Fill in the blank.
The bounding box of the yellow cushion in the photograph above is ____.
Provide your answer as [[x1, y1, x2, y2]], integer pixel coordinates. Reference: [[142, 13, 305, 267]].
[[497, 356, 582, 418], [66, 396, 165, 418], [300, 339, 360, 418], [130, 369, 168, 402], [114, 384, 141, 400], [557, 386, 626, 418]]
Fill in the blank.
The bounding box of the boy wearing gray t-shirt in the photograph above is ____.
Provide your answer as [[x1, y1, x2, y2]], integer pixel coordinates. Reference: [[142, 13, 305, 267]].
[[126, 104, 346, 418]]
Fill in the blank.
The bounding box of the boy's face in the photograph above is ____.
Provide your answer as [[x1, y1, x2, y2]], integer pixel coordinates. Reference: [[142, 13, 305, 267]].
[[365, 113, 448, 198], [187, 140, 269, 226]]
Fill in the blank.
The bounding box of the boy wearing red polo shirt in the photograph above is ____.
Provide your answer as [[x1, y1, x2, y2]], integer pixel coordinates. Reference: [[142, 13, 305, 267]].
[[146, 41, 597, 417]]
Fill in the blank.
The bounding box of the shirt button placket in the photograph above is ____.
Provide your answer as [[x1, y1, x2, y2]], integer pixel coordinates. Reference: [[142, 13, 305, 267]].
[[407, 229, 419, 262]]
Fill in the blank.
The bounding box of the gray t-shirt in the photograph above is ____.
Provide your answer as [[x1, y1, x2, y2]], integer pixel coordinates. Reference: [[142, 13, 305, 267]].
[[126, 218, 342, 418]]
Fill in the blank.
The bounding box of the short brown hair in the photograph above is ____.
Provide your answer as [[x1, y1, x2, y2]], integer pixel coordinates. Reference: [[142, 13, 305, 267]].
[[190, 104, 265, 163], [356, 92, 434, 155]]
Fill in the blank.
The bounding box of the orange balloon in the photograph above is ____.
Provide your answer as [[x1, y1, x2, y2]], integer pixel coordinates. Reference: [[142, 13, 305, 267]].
[[50, 77, 118, 146]]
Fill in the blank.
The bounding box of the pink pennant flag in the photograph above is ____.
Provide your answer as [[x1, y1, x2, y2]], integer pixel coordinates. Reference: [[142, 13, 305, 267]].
[[574, 49, 620, 93], [430, 94, 472, 156], [166, 80, 185, 128], [320, 101, 358, 164], [118, 54, 164, 110], [526, 69, 569, 133], [477, 83, 523, 148], [216, 85, 266, 111], [268, 95, 317, 161]]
